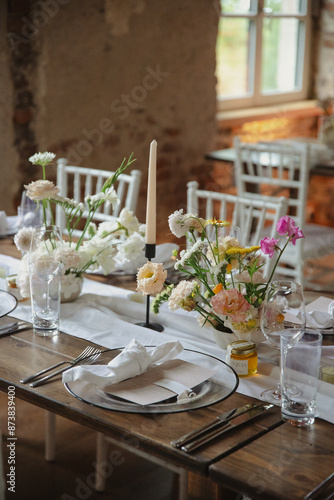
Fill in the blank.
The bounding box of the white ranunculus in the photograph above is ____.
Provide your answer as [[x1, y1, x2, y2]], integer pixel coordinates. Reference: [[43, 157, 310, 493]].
[[24, 180, 60, 201]]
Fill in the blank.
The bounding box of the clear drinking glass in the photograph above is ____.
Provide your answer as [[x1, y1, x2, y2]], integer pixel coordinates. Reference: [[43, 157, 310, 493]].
[[281, 330, 322, 426], [29, 225, 63, 336], [260, 280, 306, 404], [29, 257, 62, 336]]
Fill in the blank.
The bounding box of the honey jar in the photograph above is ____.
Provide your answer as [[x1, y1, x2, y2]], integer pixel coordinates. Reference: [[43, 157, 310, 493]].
[[226, 340, 257, 377]]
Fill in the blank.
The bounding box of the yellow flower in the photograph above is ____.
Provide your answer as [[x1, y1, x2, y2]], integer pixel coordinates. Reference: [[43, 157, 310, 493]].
[[206, 219, 230, 227], [226, 245, 260, 256], [247, 319, 257, 329]]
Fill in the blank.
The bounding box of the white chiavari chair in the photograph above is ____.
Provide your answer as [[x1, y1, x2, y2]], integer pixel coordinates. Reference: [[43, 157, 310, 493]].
[[56, 159, 142, 237], [234, 136, 334, 289]]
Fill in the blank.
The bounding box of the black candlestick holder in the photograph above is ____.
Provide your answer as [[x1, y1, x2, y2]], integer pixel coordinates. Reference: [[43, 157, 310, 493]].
[[136, 243, 164, 332]]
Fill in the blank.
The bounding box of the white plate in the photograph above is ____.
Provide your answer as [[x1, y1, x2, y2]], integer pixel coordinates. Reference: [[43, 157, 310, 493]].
[[0, 290, 18, 318], [64, 348, 239, 414]]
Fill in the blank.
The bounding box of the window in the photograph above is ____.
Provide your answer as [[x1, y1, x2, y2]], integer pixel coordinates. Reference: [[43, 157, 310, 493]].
[[216, 0, 311, 111]]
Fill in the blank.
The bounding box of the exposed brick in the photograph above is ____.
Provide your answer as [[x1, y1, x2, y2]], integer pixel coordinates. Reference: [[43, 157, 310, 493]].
[[13, 108, 32, 124]]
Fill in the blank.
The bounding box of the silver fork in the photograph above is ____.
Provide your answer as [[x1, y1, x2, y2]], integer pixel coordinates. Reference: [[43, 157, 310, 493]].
[[21, 346, 98, 384], [29, 347, 102, 387]]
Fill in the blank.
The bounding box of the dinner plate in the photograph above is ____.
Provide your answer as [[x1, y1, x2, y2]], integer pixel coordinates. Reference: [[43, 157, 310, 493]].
[[64, 348, 239, 414], [0, 290, 18, 318]]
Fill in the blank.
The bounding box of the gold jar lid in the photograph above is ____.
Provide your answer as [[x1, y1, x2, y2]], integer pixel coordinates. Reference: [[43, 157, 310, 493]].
[[229, 340, 256, 356]]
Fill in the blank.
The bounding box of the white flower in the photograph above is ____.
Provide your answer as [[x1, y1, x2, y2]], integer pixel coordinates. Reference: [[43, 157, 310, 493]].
[[29, 152, 55, 165], [115, 233, 146, 271], [138, 223, 146, 235], [24, 180, 60, 201], [54, 245, 82, 270], [104, 186, 119, 208], [136, 262, 167, 295], [168, 209, 203, 238], [118, 208, 140, 235], [211, 260, 229, 279], [85, 187, 119, 209], [85, 192, 105, 204], [168, 280, 198, 311], [97, 220, 122, 238], [82, 236, 117, 274], [14, 227, 37, 253]]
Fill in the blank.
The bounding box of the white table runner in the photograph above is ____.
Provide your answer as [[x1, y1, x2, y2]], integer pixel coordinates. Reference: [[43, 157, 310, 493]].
[[1, 253, 333, 424]]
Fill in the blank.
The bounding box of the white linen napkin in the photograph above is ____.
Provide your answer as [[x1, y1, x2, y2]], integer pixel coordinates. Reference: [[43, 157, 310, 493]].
[[305, 297, 334, 329], [62, 339, 184, 388]]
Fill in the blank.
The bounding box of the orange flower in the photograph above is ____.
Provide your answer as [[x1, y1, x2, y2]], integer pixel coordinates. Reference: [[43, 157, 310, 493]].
[[213, 283, 223, 294], [276, 313, 285, 324]]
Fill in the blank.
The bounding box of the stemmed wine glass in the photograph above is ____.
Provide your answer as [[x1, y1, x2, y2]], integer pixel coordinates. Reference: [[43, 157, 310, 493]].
[[260, 280, 306, 404]]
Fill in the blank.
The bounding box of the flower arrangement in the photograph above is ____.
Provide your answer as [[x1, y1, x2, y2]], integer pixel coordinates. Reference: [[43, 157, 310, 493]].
[[14, 151, 146, 299], [136, 210, 304, 342]]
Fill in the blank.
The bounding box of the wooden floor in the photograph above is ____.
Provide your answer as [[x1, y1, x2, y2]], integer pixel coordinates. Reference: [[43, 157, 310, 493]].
[[0, 393, 178, 500]]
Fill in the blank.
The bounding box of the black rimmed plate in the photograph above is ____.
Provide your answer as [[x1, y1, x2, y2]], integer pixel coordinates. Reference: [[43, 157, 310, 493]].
[[0, 290, 18, 318], [64, 348, 239, 414]]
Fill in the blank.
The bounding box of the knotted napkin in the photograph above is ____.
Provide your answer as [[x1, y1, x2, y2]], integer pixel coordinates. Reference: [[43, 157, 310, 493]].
[[62, 339, 184, 389], [305, 300, 334, 329]]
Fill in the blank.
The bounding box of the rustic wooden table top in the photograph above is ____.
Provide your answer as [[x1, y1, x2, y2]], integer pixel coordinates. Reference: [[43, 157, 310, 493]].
[[0, 236, 333, 500]]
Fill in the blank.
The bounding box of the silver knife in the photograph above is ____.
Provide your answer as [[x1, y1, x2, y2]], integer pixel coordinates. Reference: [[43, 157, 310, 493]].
[[0, 322, 31, 338], [0, 321, 25, 332], [181, 403, 274, 453], [171, 402, 265, 449]]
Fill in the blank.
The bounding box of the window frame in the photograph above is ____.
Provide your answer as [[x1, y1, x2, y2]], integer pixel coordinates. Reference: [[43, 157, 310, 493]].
[[217, 0, 312, 112]]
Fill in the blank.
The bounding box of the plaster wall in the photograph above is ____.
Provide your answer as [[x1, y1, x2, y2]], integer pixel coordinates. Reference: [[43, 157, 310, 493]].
[[1, 0, 219, 241]]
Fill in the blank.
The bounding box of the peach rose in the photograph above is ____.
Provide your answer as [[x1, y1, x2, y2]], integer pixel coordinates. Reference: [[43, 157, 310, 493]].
[[211, 288, 250, 322]]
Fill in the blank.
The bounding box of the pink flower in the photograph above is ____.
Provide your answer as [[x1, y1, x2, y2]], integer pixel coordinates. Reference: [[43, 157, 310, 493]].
[[276, 216, 304, 244], [211, 289, 250, 322], [289, 227, 305, 245], [260, 237, 279, 258], [276, 216, 296, 236]]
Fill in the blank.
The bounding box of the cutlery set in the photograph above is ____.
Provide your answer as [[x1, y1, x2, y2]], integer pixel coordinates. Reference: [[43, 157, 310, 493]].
[[172, 402, 274, 453], [21, 346, 103, 387]]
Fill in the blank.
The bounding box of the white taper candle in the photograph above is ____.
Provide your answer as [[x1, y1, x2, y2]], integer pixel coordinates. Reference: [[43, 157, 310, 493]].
[[145, 140, 157, 245]]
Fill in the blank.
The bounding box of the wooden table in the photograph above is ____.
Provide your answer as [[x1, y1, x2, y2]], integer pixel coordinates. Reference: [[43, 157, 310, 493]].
[[0, 237, 333, 500]]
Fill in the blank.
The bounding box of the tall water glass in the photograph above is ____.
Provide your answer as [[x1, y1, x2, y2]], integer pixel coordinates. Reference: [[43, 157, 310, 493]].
[[29, 257, 62, 336], [260, 280, 306, 404], [281, 330, 322, 426]]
